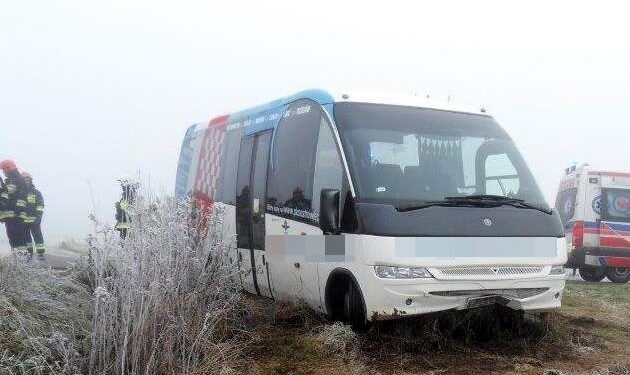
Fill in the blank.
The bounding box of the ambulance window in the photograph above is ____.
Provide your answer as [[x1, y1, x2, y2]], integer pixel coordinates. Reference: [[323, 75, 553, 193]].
[[484, 153, 520, 197], [603, 189, 630, 222]]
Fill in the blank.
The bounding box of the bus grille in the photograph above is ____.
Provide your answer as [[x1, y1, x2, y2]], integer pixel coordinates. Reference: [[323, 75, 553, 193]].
[[430, 288, 549, 299], [432, 266, 544, 279]]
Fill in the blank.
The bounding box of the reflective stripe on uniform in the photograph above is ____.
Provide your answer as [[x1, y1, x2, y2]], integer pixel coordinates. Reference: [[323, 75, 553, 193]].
[[19, 212, 36, 223], [1, 211, 15, 218], [120, 201, 129, 212], [35, 243, 45, 254], [115, 223, 130, 230]]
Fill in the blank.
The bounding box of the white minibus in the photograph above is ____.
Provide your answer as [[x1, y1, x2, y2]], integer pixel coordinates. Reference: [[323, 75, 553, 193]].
[[175, 89, 567, 328]]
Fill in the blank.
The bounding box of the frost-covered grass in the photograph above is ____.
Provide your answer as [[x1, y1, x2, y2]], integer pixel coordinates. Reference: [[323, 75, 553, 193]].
[[1, 192, 251, 375], [0, 256, 90, 374], [86, 196, 250, 375]]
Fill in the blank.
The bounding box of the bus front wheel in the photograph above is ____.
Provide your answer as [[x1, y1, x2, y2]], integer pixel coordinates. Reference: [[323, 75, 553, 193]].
[[606, 267, 630, 284], [342, 281, 368, 331], [579, 266, 606, 282]]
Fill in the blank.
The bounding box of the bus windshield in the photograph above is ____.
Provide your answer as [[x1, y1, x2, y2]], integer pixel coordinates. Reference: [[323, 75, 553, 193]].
[[334, 102, 548, 208]]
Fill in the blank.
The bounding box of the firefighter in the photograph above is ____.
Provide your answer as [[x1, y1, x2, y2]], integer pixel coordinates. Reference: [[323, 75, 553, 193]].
[[115, 177, 138, 239], [21, 172, 46, 258], [0, 159, 29, 255], [0, 175, 6, 232]]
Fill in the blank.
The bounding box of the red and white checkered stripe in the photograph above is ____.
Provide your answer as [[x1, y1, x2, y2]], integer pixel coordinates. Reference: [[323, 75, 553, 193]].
[[194, 117, 228, 200]]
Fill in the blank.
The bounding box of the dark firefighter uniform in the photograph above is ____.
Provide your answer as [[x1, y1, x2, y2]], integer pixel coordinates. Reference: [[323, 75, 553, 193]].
[[0, 176, 7, 223], [0, 160, 29, 253], [22, 173, 45, 255], [115, 199, 131, 238], [115, 181, 137, 239]]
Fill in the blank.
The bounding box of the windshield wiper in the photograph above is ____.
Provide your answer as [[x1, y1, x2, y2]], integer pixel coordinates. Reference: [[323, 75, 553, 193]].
[[396, 199, 500, 212], [396, 195, 553, 214], [444, 195, 554, 215]]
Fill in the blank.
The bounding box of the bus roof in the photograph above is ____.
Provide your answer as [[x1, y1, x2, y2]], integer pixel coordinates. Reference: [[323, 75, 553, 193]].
[[187, 88, 489, 134]]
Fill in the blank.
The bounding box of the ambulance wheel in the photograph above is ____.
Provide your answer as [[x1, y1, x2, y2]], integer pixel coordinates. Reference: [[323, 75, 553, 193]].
[[606, 267, 630, 284], [579, 266, 606, 282], [342, 280, 368, 331]]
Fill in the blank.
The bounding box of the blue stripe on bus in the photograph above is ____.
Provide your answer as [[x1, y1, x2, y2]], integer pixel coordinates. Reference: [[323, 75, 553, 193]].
[[232, 89, 334, 129]]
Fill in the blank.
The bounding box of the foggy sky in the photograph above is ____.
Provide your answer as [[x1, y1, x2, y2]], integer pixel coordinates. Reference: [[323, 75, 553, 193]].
[[1, 0, 629, 242]]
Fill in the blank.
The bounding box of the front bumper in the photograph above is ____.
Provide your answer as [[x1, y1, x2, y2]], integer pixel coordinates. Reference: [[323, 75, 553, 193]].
[[362, 271, 565, 320]]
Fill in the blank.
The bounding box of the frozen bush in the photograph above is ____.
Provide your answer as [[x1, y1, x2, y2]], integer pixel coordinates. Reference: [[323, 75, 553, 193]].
[[87, 193, 248, 375]]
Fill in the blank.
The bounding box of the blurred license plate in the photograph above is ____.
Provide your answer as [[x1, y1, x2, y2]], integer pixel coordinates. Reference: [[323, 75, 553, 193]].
[[465, 295, 503, 309]]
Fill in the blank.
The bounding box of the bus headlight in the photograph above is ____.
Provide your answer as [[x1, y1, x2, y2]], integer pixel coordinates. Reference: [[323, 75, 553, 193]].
[[374, 266, 434, 279], [549, 265, 565, 275]]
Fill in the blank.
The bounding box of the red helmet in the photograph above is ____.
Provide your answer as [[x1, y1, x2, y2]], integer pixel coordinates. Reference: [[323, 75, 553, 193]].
[[21, 171, 32, 180], [0, 159, 17, 172]]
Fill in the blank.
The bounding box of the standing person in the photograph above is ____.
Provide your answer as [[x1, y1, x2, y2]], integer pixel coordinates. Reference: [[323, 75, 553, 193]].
[[0, 159, 29, 255], [115, 177, 138, 239], [21, 172, 46, 258], [0, 175, 7, 240]]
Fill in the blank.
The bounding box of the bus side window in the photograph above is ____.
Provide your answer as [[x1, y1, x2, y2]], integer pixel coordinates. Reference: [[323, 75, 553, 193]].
[[217, 127, 243, 205], [267, 99, 321, 220], [312, 118, 344, 218]]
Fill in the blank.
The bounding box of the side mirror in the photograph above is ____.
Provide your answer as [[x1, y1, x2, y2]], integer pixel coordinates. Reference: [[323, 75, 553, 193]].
[[319, 189, 340, 234]]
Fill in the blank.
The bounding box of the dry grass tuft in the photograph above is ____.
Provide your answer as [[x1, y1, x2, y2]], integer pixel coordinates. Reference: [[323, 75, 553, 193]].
[[313, 323, 359, 357]]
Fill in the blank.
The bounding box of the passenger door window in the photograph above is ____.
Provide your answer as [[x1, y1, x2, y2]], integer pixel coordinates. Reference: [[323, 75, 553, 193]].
[[236, 137, 254, 249], [484, 153, 520, 196], [251, 132, 271, 250]]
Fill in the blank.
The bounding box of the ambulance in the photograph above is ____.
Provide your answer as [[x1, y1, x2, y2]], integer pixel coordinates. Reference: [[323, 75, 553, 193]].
[[176, 89, 567, 328], [556, 164, 630, 283]]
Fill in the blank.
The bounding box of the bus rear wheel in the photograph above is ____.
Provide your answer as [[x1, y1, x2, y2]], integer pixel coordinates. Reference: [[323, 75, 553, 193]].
[[579, 266, 606, 282], [606, 267, 630, 284]]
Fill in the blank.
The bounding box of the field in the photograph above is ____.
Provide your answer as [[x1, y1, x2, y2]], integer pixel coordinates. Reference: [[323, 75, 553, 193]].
[[2, 196, 630, 375], [246, 281, 630, 375], [1, 253, 630, 375]]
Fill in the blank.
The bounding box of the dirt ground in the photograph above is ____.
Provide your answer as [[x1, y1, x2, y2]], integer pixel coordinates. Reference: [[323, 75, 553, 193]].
[[245, 281, 630, 375]]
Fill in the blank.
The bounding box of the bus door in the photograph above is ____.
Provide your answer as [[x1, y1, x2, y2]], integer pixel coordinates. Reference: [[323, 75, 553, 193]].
[[236, 131, 274, 298]]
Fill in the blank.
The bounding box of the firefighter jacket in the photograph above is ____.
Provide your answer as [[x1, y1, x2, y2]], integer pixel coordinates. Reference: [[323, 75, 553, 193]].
[[115, 199, 131, 231], [0, 170, 27, 223], [0, 178, 6, 220], [24, 185, 44, 223]]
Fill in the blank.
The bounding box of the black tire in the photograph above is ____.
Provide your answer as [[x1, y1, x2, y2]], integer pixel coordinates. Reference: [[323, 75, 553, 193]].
[[606, 267, 630, 284], [579, 266, 606, 282], [342, 280, 368, 331]]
